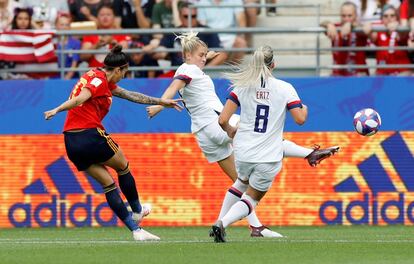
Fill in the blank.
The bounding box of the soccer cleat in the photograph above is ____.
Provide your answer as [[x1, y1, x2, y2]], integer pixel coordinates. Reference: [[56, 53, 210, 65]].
[[250, 226, 284, 238], [211, 220, 226, 243], [133, 228, 160, 241], [305, 145, 340, 167], [132, 203, 152, 224]]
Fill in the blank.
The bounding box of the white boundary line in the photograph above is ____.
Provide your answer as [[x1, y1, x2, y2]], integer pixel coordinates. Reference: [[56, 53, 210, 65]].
[[0, 239, 413, 244]]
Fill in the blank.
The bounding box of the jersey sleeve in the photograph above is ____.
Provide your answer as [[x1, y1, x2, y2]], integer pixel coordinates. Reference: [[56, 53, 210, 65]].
[[173, 64, 199, 84], [227, 87, 240, 106], [285, 84, 302, 110], [108, 82, 117, 91]]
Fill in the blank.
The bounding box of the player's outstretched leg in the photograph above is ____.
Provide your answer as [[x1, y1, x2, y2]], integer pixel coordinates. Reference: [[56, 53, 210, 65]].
[[305, 145, 340, 167], [104, 183, 159, 241], [88, 163, 158, 241], [282, 139, 313, 158], [282, 140, 340, 167], [117, 163, 152, 224]]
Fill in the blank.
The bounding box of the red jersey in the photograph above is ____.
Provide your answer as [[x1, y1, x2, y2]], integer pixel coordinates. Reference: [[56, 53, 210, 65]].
[[82, 35, 130, 67], [376, 30, 411, 75], [331, 24, 369, 76], [63, 68, 117, 131]]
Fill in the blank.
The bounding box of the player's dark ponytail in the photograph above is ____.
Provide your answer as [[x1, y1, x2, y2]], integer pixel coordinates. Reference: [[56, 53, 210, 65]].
[[103, 44, 129, 70]]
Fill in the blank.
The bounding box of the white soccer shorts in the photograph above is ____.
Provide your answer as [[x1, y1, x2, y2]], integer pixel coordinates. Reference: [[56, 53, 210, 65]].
[[194, 119, 233, 163], [235, 160, 282, 192]]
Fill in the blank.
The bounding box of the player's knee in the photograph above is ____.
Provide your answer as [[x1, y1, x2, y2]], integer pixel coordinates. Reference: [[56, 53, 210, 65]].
[[117, 161, 130, 175], [241, 193, 258, 214], [236, 178, 249, 185], [103, 182, 117, 193]]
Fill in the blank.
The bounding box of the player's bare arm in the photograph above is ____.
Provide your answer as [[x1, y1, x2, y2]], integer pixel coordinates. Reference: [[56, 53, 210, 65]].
[[112, 87, 183, 110], [146, 79, 186, 118], [44, 88, 92, 120], [218, 100, 238, 138], [289, 103, 308, 125], [112, 86, 161, 105]]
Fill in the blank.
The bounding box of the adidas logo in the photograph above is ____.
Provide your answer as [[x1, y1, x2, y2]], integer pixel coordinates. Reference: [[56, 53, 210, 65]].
[[8, 157, 117, 227], [319, 132, 414, 225]]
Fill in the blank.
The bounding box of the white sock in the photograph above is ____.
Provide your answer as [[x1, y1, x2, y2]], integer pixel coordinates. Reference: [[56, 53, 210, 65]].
[[283, 139, 312, 158], [222, 193, 258, 228], [218, 179, 248, 219], [246, 210, 262, 227]]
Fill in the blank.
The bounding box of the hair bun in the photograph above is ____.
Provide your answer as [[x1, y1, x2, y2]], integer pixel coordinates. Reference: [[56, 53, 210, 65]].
[[111, 44, 123, 54]]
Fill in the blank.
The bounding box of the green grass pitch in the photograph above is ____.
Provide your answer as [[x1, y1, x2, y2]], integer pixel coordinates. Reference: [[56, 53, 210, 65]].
[[1, 226, 413, 264]]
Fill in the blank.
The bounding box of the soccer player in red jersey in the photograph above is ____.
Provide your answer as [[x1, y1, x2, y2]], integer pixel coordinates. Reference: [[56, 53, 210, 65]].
[[44, 45, 182, 241], [364, 5, 412, 75], [321, 2, 369, 76]]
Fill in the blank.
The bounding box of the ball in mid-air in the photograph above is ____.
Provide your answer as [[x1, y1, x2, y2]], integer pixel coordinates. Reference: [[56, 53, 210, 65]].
[[353, 108, 382, 136]]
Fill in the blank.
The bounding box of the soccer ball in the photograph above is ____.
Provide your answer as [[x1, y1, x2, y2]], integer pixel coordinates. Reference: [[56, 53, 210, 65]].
[[353, 108, 382, 136]]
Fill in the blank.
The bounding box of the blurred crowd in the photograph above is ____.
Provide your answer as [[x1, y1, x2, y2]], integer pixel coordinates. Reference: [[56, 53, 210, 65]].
[[0, 0, 275, 79], [322, 0, 414, 76], [0, 0, 413, 79]]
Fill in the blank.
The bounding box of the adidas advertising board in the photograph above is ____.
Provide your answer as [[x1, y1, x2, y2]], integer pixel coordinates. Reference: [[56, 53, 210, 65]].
[[0, 78, 413, 227]]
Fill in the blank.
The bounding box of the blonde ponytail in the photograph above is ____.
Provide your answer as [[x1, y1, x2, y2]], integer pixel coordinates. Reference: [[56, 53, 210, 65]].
[[175, 31, 207, 59], [224, 45, 274, 89]]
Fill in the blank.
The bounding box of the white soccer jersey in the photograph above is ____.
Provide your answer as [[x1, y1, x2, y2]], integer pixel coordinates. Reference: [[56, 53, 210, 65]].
[[229, 77, 302, 163], [174, 63, 224, 133]]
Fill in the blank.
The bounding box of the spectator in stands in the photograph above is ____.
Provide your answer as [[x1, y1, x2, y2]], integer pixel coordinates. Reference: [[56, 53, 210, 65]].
[[80, 4, 130, 68], [0, 0, 21, 30], [244, 0, 259, 47], [320, 1, 369, 76], [8, 7, 57, 79], [112, 0, 155, 29], [364, 4, 412, 75], [139, 0, 173, 55], [11, 7, 33, 29], [141, 0, 174, 52], [128, 36, 161, 78], [69, 0, 121, 27], [55, 13, 81, 79], [152, 0, 174, 28], [242, 0, 277, 47], [19, 0, 69, 29], [197, 0, 247, 63], [152, 1, 227, 69], [266, 0, 277, 16], [400, 0, 414, 42], [350, 0, 400, 23]]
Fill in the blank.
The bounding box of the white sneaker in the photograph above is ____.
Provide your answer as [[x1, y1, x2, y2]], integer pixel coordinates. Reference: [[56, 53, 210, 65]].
[[132, 203, 152, 224], [260, 228, 284, 238], [133, 228, 160, 241], [250, 225, 284, 238]]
